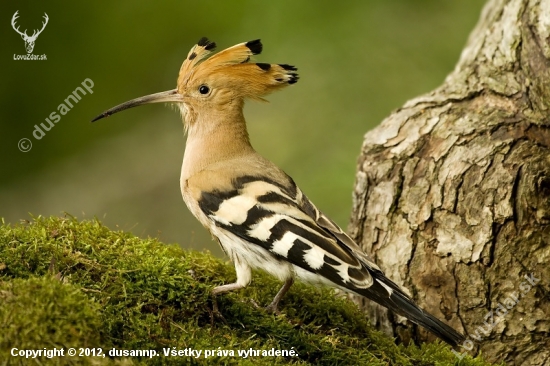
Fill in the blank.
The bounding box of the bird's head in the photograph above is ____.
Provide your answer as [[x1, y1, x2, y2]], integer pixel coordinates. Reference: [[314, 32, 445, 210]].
[[92, 37, 298, 129]]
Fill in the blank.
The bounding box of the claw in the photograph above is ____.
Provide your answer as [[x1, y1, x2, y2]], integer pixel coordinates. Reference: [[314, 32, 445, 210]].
[[208, 296, 227, 328], [264, 278, 294, 315], [264, 302, 282, 315]]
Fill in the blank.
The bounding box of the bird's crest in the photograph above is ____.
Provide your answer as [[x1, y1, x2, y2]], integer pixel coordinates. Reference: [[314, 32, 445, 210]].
[[177, 38, 298, 101], [178, 37, 217, 80]]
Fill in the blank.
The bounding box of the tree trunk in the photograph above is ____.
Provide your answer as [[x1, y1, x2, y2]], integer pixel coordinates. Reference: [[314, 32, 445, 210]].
[[349, 0, 550, 364]]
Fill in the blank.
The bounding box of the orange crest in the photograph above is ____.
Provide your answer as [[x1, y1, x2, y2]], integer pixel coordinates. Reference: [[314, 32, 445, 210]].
[[177, 38, 298, 101]]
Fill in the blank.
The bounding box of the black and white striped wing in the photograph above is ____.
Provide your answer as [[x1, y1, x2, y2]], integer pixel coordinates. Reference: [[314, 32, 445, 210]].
[[198, 174, 466, 346], [198, 175, 381, 292]]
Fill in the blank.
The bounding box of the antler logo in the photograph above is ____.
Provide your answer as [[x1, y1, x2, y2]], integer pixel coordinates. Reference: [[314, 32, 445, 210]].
[[11, 10, 49, 54]]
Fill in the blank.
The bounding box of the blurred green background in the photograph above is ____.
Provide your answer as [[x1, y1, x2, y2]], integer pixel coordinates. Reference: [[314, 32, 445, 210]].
[[1, 1, 484, 256]]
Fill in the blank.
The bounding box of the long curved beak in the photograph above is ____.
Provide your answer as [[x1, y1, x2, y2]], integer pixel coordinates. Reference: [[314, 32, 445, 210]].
[[91, 89, 183, 122]]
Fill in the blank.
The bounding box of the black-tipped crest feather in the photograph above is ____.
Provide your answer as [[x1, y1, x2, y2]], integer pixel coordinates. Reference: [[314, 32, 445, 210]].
[[245, 39, 263, 55], [197, 37, 216, 50], [256, 63, 271, 71], [279, 64, 297, 71]]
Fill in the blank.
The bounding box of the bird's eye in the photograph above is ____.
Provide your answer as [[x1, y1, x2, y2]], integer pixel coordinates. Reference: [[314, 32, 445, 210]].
[[199, 85, 210, 95]]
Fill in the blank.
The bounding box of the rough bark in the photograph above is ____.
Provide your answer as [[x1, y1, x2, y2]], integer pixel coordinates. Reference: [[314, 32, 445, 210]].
[[349, 0, 550, 364]]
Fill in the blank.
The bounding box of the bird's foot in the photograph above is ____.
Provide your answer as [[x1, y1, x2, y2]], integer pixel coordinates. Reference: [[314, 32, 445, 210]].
[[247, 298, 281, 314], [264, 300, 282, 315], [208, 297, 226, 327], [249, 298, 262, 309], [264, 278, 293, 315]]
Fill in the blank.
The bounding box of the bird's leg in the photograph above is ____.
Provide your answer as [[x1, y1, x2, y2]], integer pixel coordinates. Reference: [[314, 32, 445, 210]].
[[210, 283, 245, 323], [211, 282, 245, 317], [265, 278, 294, 314], [211, 282, 246, 296], [210, 258, 251, 319]]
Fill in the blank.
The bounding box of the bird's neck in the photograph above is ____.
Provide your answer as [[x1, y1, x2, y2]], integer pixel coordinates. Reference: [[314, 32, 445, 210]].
[[181, 107, 254, 180]]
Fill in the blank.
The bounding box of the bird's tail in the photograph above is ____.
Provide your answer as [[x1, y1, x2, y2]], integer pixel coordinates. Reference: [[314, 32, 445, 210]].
[[357, 276, 466, 347]]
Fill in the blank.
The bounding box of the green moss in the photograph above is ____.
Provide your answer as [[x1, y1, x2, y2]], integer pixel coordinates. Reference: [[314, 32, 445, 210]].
[[0, 277, 101, 361], [0, 216, 497, 365]]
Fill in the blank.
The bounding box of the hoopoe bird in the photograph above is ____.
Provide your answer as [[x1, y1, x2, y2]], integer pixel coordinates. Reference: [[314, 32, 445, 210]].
[[92, 38, 465, 346]]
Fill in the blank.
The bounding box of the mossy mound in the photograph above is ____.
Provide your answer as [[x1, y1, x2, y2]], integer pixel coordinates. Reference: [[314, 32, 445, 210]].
[[0, 216, 495, 365]]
